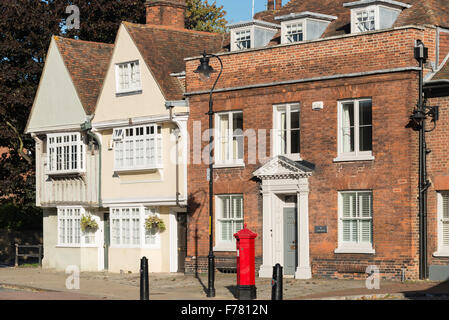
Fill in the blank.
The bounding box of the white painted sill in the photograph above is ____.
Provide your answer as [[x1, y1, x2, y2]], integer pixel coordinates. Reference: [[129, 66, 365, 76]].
[[113, 166, 163, 173], [433, 250, 449, 257], [334, 246, 375, 254], [213, 162, 245, 169], [333, 154, 375, 162]]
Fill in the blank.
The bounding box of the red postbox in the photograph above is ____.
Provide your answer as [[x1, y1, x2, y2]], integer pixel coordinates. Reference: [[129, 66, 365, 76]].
[[234, 224, 257, 300]]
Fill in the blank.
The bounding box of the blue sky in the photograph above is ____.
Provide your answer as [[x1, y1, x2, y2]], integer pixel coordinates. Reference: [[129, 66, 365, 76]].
[[214, 0, 268, 24]]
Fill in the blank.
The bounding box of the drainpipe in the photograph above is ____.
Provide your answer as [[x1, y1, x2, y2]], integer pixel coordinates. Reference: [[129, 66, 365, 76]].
[[81, 120, 102, 207], [168, 105, 183, 208]]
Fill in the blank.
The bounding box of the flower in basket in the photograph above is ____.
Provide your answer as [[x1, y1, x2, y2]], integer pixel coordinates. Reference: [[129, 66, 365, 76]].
[[80, 215, 99, 232], [145, 216, 166, 233]]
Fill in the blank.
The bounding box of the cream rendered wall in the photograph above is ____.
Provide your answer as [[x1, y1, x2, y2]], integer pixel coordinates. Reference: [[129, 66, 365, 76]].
[[26, 38, 86, 133], [93, 24, 166, 123], [108, 206, 171, 273], [42, 208, 100, 271]]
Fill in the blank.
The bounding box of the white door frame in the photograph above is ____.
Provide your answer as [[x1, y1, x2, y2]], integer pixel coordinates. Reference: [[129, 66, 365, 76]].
[[258, 178, 312, 279]]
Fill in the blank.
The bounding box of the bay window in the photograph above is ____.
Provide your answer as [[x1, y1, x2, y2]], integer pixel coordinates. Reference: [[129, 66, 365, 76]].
[[215, 194, 244, 251], [336, 98, 373, 161], [215, 111, 244, 166], [113, 124, 162, 171], [273, 103, 300, 159], [57, 207, 97, 247], [47, 132, 84, 174]]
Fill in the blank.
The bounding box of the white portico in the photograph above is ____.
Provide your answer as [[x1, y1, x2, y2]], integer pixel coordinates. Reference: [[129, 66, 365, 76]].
[[254, 156, 314, 279]]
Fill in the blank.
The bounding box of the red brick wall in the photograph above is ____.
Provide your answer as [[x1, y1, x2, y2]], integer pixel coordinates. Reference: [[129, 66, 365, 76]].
[[439, 31, 449, 66], [186, 27, 434, 94], [185, 26, 444, 279], [186, 71, 422, 279]]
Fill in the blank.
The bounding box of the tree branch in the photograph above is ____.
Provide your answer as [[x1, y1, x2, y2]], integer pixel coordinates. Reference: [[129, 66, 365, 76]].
[[4, 119, 32, 164]]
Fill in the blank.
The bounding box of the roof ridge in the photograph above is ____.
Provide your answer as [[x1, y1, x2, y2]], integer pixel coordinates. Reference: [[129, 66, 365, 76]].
[[122, 21, 223, 37], [53, 35, 114, 47]]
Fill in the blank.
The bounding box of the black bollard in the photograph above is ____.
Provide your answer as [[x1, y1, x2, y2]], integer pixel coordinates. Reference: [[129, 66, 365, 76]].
[[271, 263, 283, 300], [140, 256, 149, 300]]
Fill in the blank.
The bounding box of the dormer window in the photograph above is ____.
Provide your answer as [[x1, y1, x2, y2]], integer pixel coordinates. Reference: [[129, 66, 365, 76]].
[[355, 8, 376, 32], [235, 29, 251, 50], [228, 20, 279, 51], [285, 22, 303, 43], [275, 12, 337, 44], [344, 0, 412, 34]]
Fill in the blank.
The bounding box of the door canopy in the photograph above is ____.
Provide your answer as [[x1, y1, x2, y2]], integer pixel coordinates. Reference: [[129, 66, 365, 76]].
[[253, 156, 314, 180]]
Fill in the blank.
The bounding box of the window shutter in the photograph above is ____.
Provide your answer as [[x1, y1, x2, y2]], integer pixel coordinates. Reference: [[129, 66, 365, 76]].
[[443, 194, 449, 247]]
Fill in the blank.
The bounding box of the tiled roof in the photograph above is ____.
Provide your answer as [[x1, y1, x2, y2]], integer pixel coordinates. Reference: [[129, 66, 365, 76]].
[[54, 36, 114, 115], [254, 0, 449, 40], [123, 22, 226, 100]]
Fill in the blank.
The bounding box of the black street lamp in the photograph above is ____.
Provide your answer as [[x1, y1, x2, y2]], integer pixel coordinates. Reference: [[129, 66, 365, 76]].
[[410, 40, 439, 280], [194, 51, 223, 297]]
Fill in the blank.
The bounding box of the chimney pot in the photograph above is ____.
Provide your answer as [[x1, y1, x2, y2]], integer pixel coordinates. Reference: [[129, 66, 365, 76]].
[[267, 0, 274, 11]]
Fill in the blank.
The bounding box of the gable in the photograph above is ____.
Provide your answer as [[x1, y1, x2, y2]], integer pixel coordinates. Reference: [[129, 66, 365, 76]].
[[253, 156, 314, 179], [26, 38, 86, 133], [93, 24, 166, 124]]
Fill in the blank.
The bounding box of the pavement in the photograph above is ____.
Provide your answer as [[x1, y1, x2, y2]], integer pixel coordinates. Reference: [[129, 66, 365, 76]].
[[0, 266, 448, 300]]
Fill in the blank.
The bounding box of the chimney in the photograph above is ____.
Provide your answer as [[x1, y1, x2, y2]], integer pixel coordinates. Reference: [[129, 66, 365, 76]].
[[145, 0, 186, 29], [275, 0, 282, 10], [267, 0, 274, 10]]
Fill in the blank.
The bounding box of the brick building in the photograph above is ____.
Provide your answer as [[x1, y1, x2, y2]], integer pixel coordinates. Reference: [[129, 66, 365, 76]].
[[184, 0, 449, 280]]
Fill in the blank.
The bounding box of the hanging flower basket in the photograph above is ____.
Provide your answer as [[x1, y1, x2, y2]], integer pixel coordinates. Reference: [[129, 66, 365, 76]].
[[145, 216, 166, 233], [80, 215, 98, 232]]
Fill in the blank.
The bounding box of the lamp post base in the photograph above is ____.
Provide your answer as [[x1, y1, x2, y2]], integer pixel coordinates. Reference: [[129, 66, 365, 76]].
[[207, 252, 215, 297]]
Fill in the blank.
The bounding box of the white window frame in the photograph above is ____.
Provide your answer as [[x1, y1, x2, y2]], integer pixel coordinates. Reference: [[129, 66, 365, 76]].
[[214, 111, 244, 167], [335, 191, 375, 254], [350, 5, 402, 34], [57, 207, 98, 248], [334, 98, 374, 162], [214, 194, 244, 252], [113, 124, 163, 172], [115, 60, 142, 94], [231, 28, 253, 51], [281, 19, 305, 44], [109, 206, 161, 249], [273, 103, 301, 161], [47, 132, 85, 175], [434, 192, 449, 257]]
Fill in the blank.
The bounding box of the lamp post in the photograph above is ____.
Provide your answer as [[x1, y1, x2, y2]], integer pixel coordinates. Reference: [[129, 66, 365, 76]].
[[194, 51, 223, 297], [410, 40, 439, 280]]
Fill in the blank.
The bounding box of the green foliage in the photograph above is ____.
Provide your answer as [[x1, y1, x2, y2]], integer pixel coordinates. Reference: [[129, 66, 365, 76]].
[[0, 202, 42, 231], [80, 215, 99, 232], [185, 0, 227, 33], [145, 216, 166, 233]]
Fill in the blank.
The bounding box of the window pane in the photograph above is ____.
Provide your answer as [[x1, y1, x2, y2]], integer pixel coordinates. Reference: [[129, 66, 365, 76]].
[[290, 129, 300, 154], [341, 103, 355, 153], [219, 114, 229, 161], [290, 109, 300, 129]]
